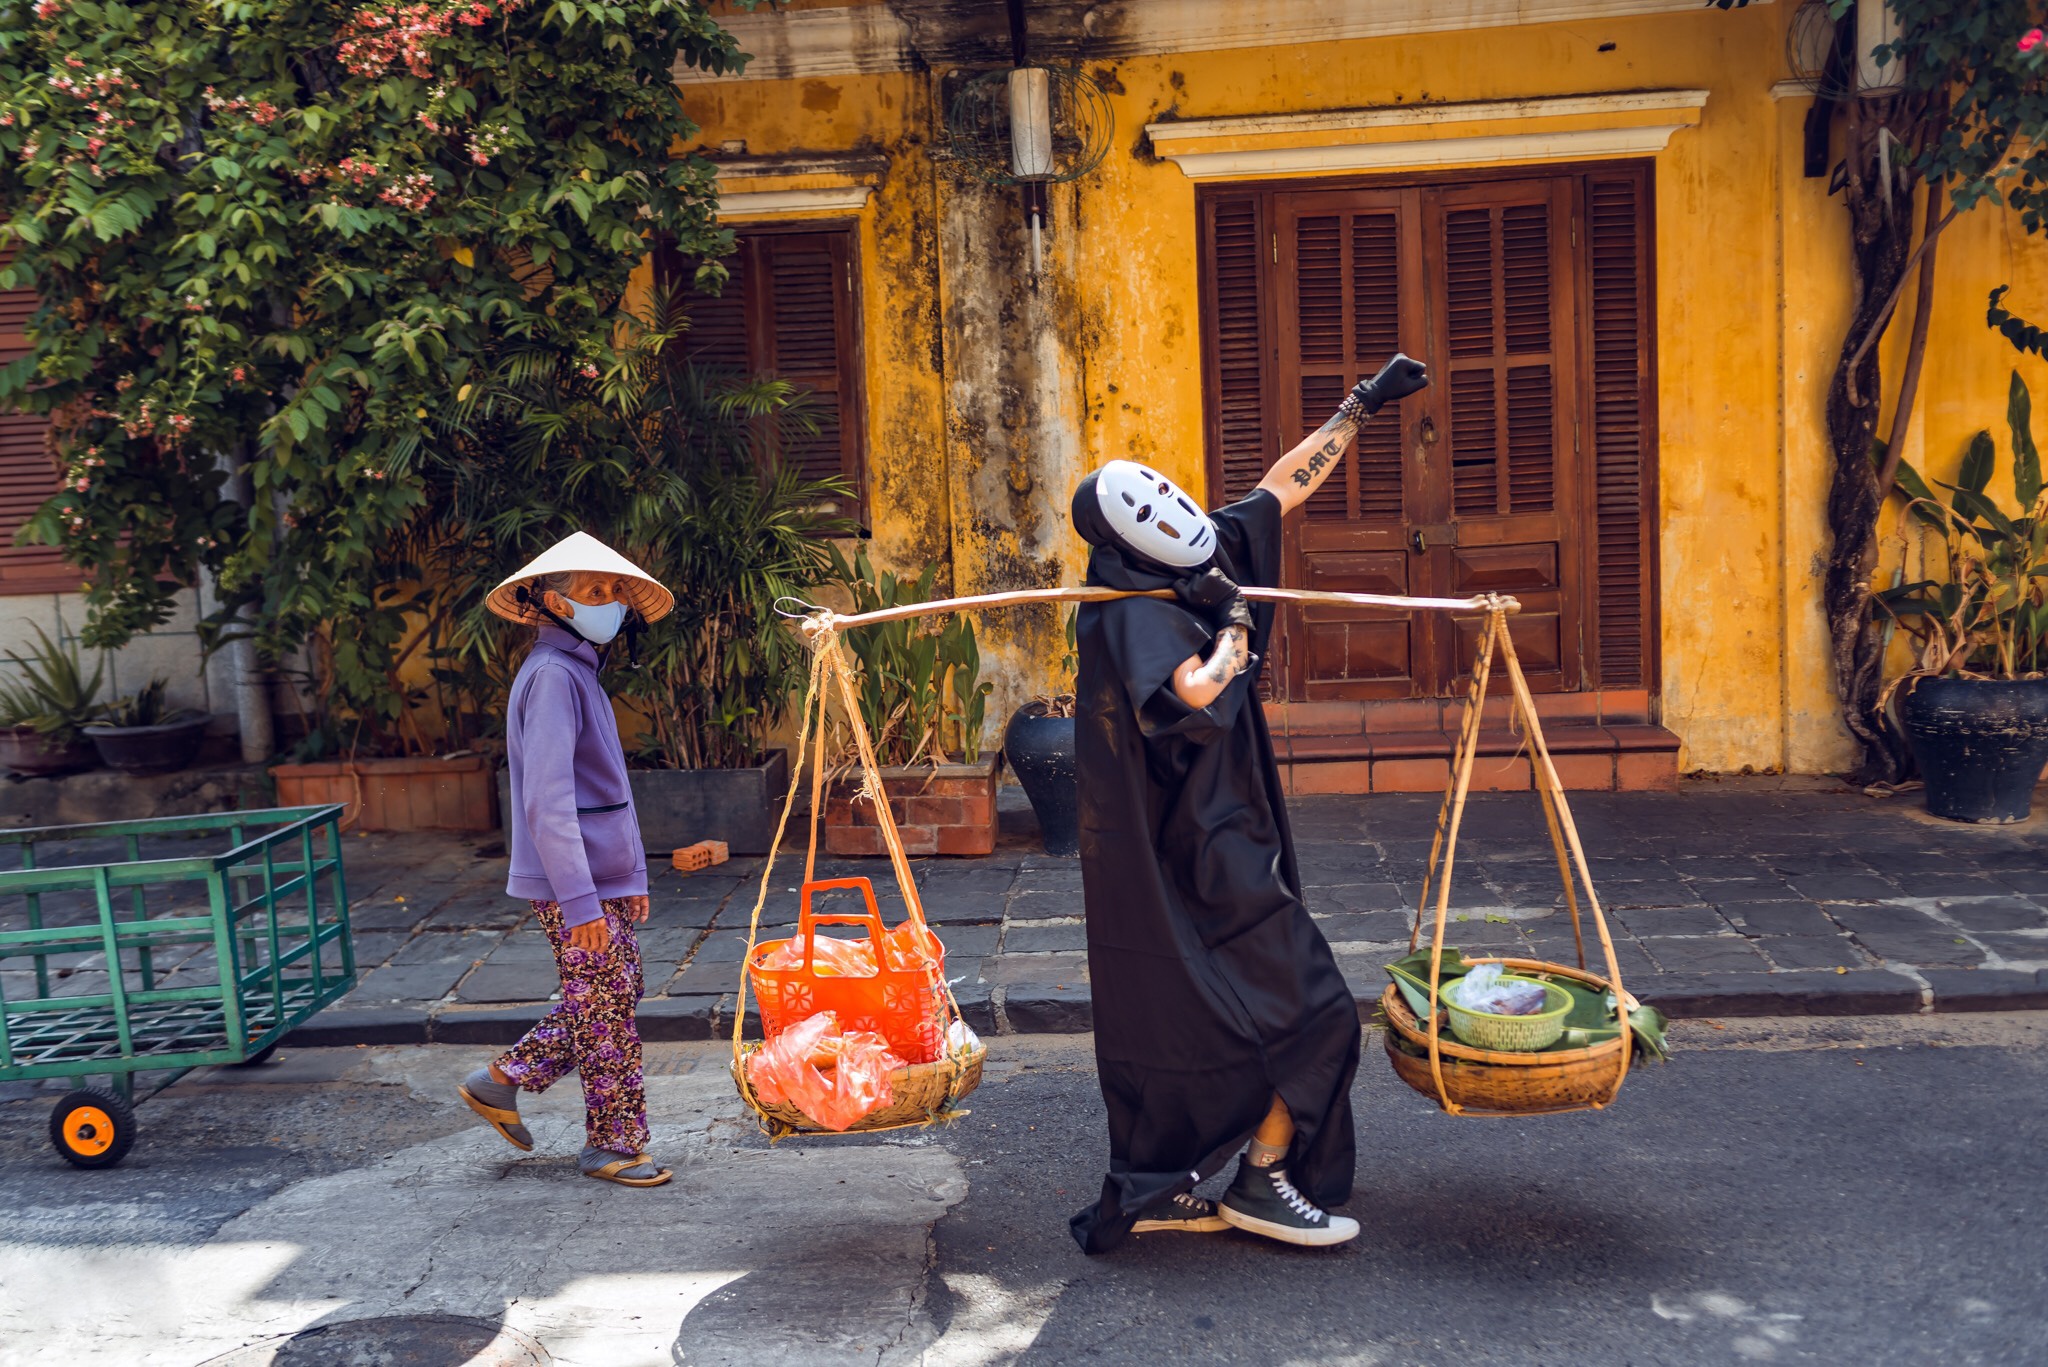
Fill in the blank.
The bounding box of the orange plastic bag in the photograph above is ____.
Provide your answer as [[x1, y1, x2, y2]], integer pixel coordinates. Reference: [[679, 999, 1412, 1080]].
[[744, 1010, 907, 1131], [749, 878, 949, 1063]]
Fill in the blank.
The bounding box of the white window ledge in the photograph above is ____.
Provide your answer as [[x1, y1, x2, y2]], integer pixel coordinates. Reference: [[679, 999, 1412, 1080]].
[[1146, 89, 1710, 181], [715, 186, 873, 220]]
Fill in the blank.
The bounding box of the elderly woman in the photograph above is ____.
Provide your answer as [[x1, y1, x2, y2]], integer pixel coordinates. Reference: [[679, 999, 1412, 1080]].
[[456, 531, 676, 1187]]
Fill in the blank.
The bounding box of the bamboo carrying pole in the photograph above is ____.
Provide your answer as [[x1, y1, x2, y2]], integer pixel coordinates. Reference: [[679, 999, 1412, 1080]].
[[755, 582, 1632, 1121], [778, 585, 1520, 632]]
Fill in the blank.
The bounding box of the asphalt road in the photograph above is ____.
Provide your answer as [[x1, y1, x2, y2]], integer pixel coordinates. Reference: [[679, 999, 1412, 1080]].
[[1, 1015, 2044, 1366]]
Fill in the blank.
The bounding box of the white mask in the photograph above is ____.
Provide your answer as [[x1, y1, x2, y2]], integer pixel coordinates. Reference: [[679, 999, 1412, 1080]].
[[1088, 460, 1217, 568], [564, 596, 628, 645]]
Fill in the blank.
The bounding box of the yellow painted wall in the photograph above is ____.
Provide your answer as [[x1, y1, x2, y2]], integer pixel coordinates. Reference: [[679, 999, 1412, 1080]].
[[678, 1, 2048, 774]]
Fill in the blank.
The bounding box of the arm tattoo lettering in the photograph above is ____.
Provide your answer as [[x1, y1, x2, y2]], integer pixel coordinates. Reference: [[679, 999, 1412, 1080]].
[[1289, 439, 1340, 488]]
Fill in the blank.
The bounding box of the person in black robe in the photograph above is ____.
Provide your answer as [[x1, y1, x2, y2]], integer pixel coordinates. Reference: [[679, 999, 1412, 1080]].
[[1067, 354, 1430, 1255]]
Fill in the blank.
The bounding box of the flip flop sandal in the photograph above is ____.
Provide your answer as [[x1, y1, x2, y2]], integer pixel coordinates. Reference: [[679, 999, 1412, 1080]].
[[582, 1153, 672, 1188], [458, 1084, 534, 1152]]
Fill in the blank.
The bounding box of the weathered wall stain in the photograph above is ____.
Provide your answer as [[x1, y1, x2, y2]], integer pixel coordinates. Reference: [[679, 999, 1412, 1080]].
[[676, 4, 2048, 773]]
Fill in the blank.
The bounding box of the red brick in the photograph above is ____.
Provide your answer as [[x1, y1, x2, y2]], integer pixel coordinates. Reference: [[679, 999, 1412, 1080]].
[[895, 825, 940, 855], [1615, 750, 1679, 791], [1373, 757, 1451, 792], [1284, 760, 1372, 795], [824, 824, 889, 858], [935, 823, 996, 856], [1266, 700, 1365, 735], [1533, 692, 1601, 721], [905, 795, 965, 825], [1543, 753, 1615, 790], [1363, 699, 1444, 733], [957, 794, 995, 825], [1467, 756, 1532, 792], [1599, 689, 1653, 723], [1359, 729, 1440, 759]]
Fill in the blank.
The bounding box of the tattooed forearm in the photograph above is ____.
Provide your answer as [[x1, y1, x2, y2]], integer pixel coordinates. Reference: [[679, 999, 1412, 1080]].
[[1313, 403, 1365, 439], [1289, 436, 1343, 488], [1198, 626, 1251, 685]]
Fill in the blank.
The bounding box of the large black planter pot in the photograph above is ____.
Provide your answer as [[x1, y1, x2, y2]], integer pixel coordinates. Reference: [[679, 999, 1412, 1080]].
[[1006, 702, 1078, 857], [495, 749, 790, 856], [1899, 676, 2048, 823], [86, 712, 209, 775]]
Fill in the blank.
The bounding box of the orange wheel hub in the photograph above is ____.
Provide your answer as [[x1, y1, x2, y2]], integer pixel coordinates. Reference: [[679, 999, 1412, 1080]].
[[63, 1105, 116, 1157]]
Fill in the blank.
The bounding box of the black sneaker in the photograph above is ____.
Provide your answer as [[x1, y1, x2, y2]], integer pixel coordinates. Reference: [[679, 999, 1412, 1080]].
[[1131, 1191, 1229, 1233], [1219, 1163, 1359, 1247]]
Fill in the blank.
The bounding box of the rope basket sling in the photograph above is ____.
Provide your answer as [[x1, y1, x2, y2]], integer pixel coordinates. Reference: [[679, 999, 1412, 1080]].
[[1381, 607, 1636, 1117], [729, 621, 985, 1139], [724, 582, 1636, 1132]]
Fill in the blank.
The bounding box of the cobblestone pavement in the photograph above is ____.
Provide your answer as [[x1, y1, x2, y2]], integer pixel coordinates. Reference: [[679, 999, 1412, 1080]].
[[238, 778, 2048, 1046]]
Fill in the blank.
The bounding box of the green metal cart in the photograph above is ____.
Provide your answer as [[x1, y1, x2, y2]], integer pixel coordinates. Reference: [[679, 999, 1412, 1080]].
[[0, 804, 356, 1167]]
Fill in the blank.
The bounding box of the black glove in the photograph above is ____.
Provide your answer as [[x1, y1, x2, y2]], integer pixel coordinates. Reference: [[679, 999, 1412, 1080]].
[[1342, 352, 1430, 419], [1174, 567, 1254, 634]]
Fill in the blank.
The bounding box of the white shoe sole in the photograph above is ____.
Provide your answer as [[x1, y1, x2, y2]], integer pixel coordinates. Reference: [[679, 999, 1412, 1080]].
[[1132, 1213, 1230, 1233], [1219, 1204, 1360, 1247]]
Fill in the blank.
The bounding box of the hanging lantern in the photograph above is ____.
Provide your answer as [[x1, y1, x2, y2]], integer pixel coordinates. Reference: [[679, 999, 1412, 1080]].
[[1855, 0, 1905, 96], [1007, 68, 1054, 181]]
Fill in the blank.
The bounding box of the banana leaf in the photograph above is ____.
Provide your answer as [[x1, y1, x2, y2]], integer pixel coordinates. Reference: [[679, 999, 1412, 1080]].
[[1384, 947, 1480, 1019]]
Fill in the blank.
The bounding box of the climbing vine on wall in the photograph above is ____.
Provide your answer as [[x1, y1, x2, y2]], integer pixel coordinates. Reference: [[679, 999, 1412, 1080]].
[[0, 0, 744, 681]]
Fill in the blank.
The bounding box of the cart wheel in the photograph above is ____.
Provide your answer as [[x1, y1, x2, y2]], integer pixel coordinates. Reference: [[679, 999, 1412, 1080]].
[[49, 1088, 136, 1169], [230, 1042, 280, 1068]]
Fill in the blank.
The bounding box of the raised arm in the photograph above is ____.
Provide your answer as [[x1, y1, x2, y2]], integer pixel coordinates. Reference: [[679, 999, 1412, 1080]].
[[1257, 354, 1429, 517]]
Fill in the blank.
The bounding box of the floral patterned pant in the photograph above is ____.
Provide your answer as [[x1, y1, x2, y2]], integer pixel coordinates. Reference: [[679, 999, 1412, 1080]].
[[494, 898, 649, 1155]]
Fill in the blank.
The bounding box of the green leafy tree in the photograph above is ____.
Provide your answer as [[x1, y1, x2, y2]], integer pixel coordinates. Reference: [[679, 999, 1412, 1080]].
[[1714, 0, 2048, 779], [0, 0, 745, 743], [429, 303, 856, 770]]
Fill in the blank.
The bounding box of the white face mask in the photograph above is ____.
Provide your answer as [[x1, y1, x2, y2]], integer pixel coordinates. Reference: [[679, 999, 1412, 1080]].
[[1091, 460, 1217, 568], [563, 596, 628, 645]]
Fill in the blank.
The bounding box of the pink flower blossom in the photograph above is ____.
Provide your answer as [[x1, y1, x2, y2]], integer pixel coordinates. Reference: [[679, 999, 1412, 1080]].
[[2023, 28, 2044, 52]]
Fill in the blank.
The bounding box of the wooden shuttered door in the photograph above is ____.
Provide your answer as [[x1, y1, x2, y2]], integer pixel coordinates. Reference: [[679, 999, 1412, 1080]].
[[674, 226, 867, 523], [1584, 169, 1655, 688], [0, 256, 71, 595], [1196, 163, 1657, 702]]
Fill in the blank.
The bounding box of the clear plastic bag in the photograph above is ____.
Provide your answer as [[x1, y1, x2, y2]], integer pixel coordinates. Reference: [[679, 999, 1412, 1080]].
[[745, 1010, 908, 1131], [1449, 963, 1549, 1016], [756, 933, 877, 978]]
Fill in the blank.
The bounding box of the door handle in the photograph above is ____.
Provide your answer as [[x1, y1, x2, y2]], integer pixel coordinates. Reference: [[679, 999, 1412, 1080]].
[[1411, 529, 1427, 554]]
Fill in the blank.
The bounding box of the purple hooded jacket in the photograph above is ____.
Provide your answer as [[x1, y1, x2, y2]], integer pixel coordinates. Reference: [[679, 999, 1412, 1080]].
[[504, 625, 648, 926]]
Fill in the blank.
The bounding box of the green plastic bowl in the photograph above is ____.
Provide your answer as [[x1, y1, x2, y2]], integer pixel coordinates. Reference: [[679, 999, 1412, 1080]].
[[1444, 974, 1573, 1052]]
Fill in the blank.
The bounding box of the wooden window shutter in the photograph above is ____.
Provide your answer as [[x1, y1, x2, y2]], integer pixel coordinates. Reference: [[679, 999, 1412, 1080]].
[[1443, 199, 1558, 519], [1201, 194, 1272, 504], [1585, 169, 1654, 688], [668, 227, 868, 523], [759, 232, 858, 504], [0, 254, 71, 596]]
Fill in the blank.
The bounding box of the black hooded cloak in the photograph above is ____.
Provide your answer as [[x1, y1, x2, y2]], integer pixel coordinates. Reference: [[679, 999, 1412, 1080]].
[[1067, 488, 1361, 1255]]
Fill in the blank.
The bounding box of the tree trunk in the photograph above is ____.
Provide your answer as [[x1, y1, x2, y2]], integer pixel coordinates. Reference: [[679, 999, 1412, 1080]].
[[1823, 116, 1917, 785]]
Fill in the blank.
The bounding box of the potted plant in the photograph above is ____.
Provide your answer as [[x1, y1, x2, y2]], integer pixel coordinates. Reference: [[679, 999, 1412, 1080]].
[[1876, 371, 2048, 822], [0, 626, 104, 776], [821, 546, 1002, 858], [445, 309, 853, 855], [1005, 607, 1079, 857], [85, 678, 210, 775]]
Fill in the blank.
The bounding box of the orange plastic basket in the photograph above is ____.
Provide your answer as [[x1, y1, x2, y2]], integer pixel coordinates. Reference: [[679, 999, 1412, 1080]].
[[747, 877, 948, 1064]]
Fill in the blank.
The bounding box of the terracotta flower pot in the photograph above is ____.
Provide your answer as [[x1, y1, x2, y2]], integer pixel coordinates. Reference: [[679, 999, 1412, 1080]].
[[0, 726, 98, 777]]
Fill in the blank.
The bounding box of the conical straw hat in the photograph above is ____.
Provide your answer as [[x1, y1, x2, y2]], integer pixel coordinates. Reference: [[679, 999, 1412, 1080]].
[[486, 531, 675, 626]]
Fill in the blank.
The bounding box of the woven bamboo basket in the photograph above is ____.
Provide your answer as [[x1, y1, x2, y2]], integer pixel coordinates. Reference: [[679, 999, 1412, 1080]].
[[733, 1042, 986, 1136], [1379, 959, 1630, 1115]]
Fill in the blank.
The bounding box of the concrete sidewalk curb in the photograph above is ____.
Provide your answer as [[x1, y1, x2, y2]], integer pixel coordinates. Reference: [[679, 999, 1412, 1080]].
[[282, 966, 2048, 1049]]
